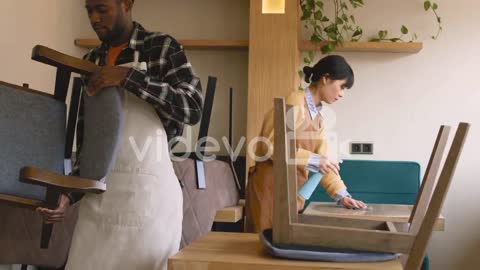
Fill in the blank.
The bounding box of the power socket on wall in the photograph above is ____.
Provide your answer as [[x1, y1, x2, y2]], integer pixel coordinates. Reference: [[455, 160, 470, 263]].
[[350, 142, 374, 155]]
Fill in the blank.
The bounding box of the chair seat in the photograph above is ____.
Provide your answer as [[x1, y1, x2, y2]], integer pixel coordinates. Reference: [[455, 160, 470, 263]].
[[260, 229, 399, 262]]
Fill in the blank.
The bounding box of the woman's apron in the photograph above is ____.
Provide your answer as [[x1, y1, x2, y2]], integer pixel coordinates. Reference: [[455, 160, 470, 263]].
[[66, 52, 183, 270], [245, 99, 323, 233]]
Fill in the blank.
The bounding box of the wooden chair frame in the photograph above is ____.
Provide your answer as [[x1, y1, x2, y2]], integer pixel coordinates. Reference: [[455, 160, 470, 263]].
[[272, 97, 469, 270], [0, 45, 104, 248]]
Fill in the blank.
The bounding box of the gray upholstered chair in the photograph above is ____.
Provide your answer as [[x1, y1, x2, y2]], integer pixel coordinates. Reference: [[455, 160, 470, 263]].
[[0, 45, 121, 267], [171, 76, 241, 248]]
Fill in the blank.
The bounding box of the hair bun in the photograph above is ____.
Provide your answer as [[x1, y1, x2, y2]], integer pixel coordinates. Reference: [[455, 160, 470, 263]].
[[303, 66, 314, 83]]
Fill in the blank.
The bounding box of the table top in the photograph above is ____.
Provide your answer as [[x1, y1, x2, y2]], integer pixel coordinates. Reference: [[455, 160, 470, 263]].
[[168, 232, 402, 270], [303, 202, 444, 231]]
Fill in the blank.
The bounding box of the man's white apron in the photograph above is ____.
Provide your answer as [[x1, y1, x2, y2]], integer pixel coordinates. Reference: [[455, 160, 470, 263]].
[[66, 52, 182, 270]]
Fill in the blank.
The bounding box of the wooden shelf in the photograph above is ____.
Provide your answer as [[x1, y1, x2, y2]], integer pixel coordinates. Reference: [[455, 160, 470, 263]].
[[181, 40, 248, 50], [75, 38, 421, 53], [74, 39, 101, 49], [299, 40, 423, 53], [74, 38, 248, 50], [214, 205, 244, 223]]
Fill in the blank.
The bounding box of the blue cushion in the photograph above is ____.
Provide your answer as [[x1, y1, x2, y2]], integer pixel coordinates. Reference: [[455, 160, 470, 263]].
[[0, 84, 65, 200], [260, 229, 399, 262]]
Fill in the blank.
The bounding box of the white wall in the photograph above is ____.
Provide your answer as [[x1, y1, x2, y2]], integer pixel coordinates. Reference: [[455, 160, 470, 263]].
[[307, 1, 479, 269], [0, 0, 90, 93]]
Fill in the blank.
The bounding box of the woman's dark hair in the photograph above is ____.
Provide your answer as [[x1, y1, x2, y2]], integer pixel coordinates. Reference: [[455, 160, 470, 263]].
[[303, 55, 354, 89]]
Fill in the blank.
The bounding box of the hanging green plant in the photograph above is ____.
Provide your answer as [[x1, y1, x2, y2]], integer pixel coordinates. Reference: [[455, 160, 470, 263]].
[[369, 26, 418, 43], [298, 0, 443, 90], [300, 0, 365, 55], [369, 1, 441, 42], [424, 0, 442, 40], [300, 0, 442, 53]]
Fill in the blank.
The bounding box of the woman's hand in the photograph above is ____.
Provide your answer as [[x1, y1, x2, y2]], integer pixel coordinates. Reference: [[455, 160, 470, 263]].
[[340, 197, 367, 209], [318, 156, 340, 175], [36, 194, 71, 224]]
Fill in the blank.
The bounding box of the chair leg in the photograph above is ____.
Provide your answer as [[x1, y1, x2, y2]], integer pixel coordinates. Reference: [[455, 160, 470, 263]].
[[21, 265, 28, 270], [40, 222, 54, 249]]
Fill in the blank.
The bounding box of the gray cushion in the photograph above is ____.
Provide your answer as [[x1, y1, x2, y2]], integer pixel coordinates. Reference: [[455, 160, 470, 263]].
[[0, 84, 65, 201], [260, 229, 400, 262], [79, 87, 123, 180]]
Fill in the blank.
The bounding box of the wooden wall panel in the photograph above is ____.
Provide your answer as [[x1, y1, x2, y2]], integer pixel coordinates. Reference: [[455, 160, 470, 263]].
[[247, 0, 300, 170]]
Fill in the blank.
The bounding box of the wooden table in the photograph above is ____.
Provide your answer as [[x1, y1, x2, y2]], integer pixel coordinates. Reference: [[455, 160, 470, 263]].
[[303, 202, 445, 231], [168, 232, 402, 270]]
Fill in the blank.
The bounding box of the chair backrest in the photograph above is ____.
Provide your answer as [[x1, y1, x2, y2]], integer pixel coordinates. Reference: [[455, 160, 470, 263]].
[[272, 98, 298, 243], [78, 87, 123, 180], [0, 45, 118, 252], [408, 126, 450, 230], [0, 82, 65, 201], [404, 123, 468, 269], [174, 159, 240, 248]]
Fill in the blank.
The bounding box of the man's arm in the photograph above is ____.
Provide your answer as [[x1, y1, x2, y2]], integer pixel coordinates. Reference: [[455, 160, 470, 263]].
[[121, 37, 203, 125]]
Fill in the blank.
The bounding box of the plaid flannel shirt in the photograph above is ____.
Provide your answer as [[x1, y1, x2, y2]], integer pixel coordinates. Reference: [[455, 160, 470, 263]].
[[67, 22, 203, 204]]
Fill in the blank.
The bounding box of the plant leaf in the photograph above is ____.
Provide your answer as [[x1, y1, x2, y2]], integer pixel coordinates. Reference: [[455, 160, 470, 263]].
[[316, 1, 324, 9], [307, 0, 315, 9], [311, 33, 322, 42], [424, 1, 431, 11], [352, 28, 362, 37], [324, 24, 337, 33], [401, 25, 409, 35], [327, 31, 338, 41], [321, 43, 335, 54], [432, 3, 438, 10], [350, 15, 356, 24], [378, 30, 387, 39]]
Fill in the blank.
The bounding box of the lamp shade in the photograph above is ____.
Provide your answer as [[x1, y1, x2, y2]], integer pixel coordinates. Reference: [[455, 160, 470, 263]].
[[262, 0, 285, 14]]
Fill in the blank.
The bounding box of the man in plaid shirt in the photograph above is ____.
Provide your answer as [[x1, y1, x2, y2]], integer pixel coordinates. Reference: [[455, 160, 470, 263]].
[[37, 0, 203, 221], [80, 22, 203, 145]]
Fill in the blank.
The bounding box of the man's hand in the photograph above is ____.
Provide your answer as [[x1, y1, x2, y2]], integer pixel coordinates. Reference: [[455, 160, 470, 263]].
[[36, 194, 71, 224], [87, 66, 131, 96], [340, 197, 367, 210]]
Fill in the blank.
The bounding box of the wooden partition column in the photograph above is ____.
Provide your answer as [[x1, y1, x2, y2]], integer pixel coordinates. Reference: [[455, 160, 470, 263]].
[[247, 0, 300, 170]]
